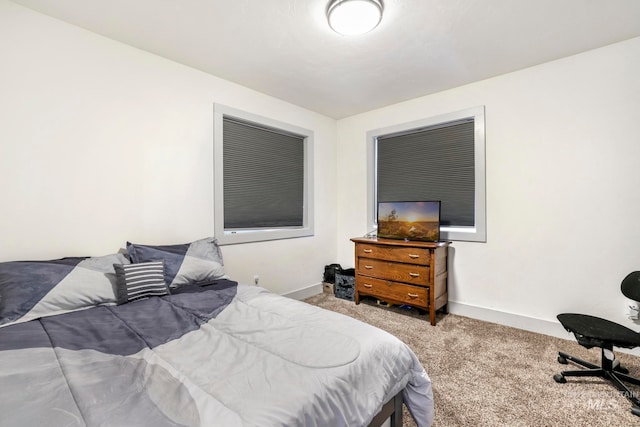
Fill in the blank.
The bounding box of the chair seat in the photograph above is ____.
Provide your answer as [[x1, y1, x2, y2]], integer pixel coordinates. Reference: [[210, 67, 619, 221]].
[[557, 313, 640, 349]]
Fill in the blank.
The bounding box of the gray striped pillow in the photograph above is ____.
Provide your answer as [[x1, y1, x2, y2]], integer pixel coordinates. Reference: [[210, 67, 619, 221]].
[[113, 261, 170, 304]]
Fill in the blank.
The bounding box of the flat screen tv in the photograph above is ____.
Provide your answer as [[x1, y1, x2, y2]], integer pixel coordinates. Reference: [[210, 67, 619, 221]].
[[377, 201, 441, 242]]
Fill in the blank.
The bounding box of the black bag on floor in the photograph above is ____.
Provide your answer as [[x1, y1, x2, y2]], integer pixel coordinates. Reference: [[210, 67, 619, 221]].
[[323, 263, 343, 284]]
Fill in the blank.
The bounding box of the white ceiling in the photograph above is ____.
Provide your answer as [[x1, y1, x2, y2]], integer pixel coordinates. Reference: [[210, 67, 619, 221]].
[[10, 0, 640, 119]]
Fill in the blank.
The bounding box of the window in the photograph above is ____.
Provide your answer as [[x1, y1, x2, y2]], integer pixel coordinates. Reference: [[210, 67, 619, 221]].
[[213, 104, 314, 245], [367, 106, 486, 242]]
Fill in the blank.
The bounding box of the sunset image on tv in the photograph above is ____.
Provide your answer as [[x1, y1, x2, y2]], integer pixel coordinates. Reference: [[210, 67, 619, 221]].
[[377, 201, 440, 241]]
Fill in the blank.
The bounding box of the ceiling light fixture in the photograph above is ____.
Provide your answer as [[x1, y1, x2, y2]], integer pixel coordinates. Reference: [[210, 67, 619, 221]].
[[327, 0, 383, 36]]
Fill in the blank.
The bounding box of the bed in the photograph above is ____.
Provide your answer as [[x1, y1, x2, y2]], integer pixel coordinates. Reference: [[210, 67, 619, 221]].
[[0, 237, 434, 427]]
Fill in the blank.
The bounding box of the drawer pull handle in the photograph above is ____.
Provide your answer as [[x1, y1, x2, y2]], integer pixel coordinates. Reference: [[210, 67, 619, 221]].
[[363, 283, 373, 288], [363, 249, 373, 253], [409, 273, 420, 278], [364, 265, 373, 269], [408, 254, 420, 259], [407, 293, 419, 298]]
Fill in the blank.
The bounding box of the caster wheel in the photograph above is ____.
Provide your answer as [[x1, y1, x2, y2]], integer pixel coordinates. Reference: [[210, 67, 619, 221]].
[[615, 365, 630, 374], [553, 374, 567, 383], [557, 355, 568, 365]]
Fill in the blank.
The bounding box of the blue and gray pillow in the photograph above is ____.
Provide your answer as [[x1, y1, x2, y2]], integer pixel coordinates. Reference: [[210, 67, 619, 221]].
[[0, 253, 128, 327], [0, 237, 229, 326], [126, 237, 227, 289]]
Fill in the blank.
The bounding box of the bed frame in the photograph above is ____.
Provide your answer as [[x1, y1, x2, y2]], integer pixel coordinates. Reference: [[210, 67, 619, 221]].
[[368, 391, 403, 427]]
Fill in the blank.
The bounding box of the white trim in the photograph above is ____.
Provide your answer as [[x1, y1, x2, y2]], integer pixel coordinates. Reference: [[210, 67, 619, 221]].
[[281, 283, 323, 300], [448, 301, 640, 356], [213, 104, 315, 245], [448, 300, 567, 338], [284, 284, 640, 357]]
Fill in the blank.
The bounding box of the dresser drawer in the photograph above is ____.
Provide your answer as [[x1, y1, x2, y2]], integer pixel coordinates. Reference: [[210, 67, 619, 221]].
[[356, 243, 430, 266], [356, 275, 428, 308], [357, 258, 430, 286]]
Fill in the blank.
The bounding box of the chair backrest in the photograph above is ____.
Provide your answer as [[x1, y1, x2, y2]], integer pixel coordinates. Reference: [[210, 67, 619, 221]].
[[621, 271, 640, 302]]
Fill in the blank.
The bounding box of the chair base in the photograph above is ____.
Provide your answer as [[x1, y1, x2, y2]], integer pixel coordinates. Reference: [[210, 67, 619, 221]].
[[554, 348, 640, 416]]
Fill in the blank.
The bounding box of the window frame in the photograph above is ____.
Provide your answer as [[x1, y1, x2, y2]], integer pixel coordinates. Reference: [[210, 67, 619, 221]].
[[213, 104, 314, 245], [366, 106, 486, 242]]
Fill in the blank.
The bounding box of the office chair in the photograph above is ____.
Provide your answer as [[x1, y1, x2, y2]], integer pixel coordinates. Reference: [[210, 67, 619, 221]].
[[553, 271, 640, 416]]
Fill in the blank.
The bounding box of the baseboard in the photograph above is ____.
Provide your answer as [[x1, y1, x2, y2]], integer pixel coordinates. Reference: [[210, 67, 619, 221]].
[[285, 288, 640, 358], [448, 301, 567, 338], [281, 283, 323, 301], [449, 301, 640, 357]]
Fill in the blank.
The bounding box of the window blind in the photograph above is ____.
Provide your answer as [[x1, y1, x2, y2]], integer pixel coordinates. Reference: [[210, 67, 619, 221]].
[[223, 117, 304, 229], [376, 119, 475, 226]]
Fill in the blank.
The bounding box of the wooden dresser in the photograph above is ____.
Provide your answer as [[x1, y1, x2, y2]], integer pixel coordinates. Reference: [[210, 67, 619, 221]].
[[351, 237, 450, 325]]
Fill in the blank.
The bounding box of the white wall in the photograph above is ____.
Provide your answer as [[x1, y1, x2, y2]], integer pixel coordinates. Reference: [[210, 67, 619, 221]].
[[0, 1, 337, 295], [336, 36, 640, 338], [3, 0, 640, 340]]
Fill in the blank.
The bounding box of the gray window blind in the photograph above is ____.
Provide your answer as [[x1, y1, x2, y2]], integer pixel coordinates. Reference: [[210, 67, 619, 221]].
[[377, 119, 475, 226], [223, 117, 304, 229]]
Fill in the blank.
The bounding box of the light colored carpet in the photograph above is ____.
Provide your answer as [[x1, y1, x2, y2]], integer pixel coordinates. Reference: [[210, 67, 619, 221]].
[[304, 293, 640, 426]]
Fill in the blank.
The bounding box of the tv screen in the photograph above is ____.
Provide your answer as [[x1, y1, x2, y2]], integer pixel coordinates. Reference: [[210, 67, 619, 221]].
[[377, 201, 441, 242]]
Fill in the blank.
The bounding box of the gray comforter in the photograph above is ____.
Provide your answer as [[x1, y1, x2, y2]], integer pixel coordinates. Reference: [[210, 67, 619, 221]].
[[0, 281, 433, 426]]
